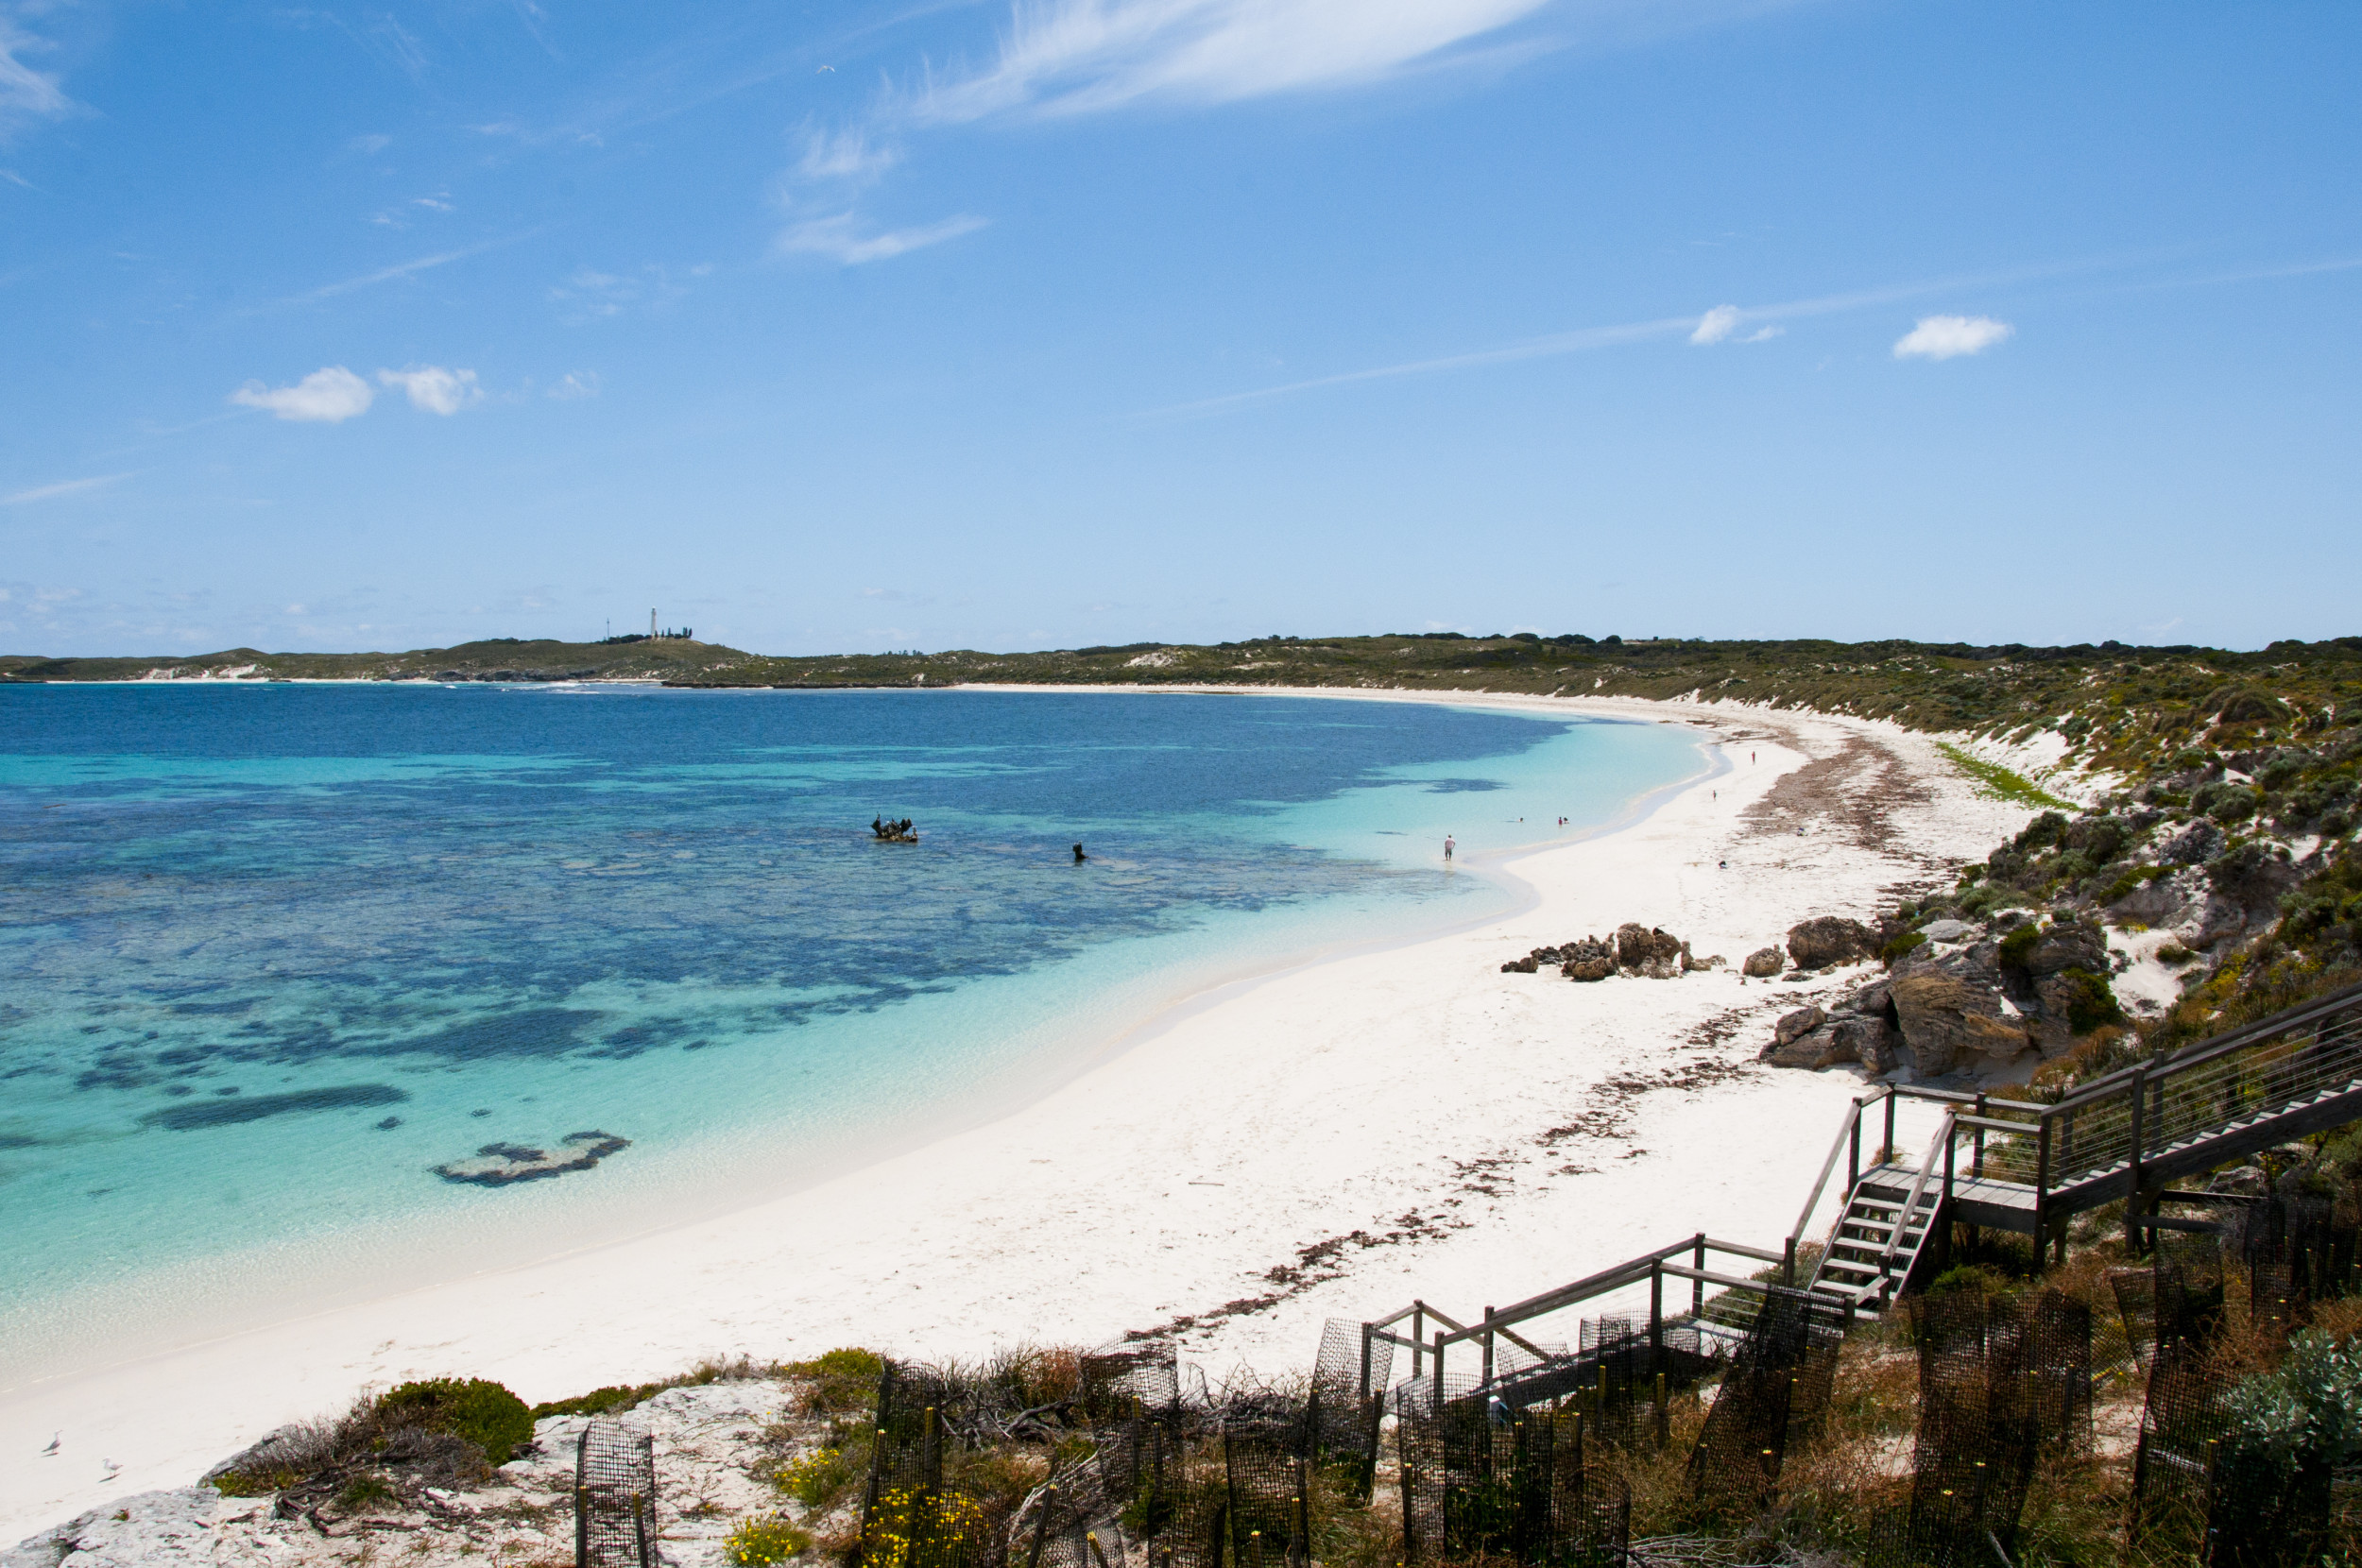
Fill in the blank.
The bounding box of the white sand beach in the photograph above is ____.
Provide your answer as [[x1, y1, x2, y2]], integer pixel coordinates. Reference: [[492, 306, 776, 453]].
[[1, 690, 2039, 1542]]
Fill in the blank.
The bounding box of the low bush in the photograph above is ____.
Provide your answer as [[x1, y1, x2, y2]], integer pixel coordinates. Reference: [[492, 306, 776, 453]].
[[376, 1378, 535, 1465], [775, 1443, 861, 1508], [783, 1347, 883, 1416], [531, 1382, 670, 1419], [726, 1511, 813, 1566]]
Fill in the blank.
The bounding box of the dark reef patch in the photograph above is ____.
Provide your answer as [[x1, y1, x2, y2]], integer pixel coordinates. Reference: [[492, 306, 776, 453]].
[[1422, 777, 1509, 793], [433, 1130, 629, 1186], [141, 1083, 409, 1131], [400, 1009, 602, 1062]]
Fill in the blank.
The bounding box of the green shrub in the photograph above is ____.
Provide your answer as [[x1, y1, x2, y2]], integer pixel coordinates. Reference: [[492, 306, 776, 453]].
[[2100, 863, 2173, 903], [1998, 922, 2042, 972], [531, 1382, 670, 1419], [1926, 1264, 2011, 1298], [335, 1474, 397, 1510], [783, 1347, 884, 1416], [211, 1466, 301, 1496], [775, 1443, 860, 1508], [1878, 930, 1926, 966], [2195, 781, 2259, 824], [374, 1378, 535, 1465], [2052, 968, 2127, 1034], [727, 1511, 813, 1566]]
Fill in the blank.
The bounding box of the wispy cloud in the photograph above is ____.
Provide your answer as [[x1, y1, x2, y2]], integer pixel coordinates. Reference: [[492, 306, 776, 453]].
[[797, 127, 899, 182], [0, 9, 73, 140], [1689, 304, 1739, 345], [778, 213, 986, 265], [1892, 314, 2012, 361], [2, 472, 127, 505], [547, 370, 601, 401], [377, 366, 484, 414], [230, 366, 376, 423], [1141, 262, 2083, 418], [253, 232, 533, 314], [546, 262, 707, 322], [910, 0, 1552, 123]]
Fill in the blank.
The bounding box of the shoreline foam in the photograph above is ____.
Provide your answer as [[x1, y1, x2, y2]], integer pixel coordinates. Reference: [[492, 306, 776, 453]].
[[1, 690, 2032, 1540]]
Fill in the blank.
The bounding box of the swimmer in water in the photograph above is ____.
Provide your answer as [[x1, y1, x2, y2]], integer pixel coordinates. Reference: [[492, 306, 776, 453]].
[[1072, 843, 1087, 863]]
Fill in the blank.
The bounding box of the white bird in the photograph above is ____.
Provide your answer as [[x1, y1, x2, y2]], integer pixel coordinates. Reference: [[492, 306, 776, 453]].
[[41, 1432, 59, 1456]]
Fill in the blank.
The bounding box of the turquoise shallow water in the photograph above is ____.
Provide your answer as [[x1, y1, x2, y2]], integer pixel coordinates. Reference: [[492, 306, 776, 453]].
[[0, 686, 1702, 1379]]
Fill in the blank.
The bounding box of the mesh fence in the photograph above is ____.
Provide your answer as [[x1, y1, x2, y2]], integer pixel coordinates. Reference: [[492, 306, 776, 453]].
[[1082, 1342, 1181, 1423], [1395, 1390, 1630, 1567], [1309, 1321, 1389, 1501], [574, 1419, 656, 1568], [1886, 1288, 2092, 1568], [1685, 1288, 1841, 1513]]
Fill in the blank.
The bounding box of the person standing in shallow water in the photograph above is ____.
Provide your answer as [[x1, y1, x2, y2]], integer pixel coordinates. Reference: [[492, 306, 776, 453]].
[[1444, 835, 1454, 862], [1072, 844, 1087, 863]]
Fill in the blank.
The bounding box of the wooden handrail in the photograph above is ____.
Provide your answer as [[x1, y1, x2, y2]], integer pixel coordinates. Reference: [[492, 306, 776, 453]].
[[1880, 1110, 1954, 1275], [1788, 1091, 1881, 1281]]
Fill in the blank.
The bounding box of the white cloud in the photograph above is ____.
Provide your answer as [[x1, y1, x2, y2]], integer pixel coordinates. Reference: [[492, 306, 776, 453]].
[[0, 12, 72, 137], [1689, 306, 1784, 347], [231, 366, 376, 423], [412, 193, 454, 212], [1, 472, 127, 505], [1893, 314, 2013, 361], [377, 365, 483, 414], [914, 0, 1550, 122], [1689, 304, 1738, 345], [547, 370, 601, 400], [797, 128, 899, 182], [350, 133, 392, 155], [778, 213, 987, 265]]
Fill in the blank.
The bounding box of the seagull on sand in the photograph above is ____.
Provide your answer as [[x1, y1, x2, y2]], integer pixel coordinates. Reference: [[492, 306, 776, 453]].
[[42, 1432, 59, 1455]]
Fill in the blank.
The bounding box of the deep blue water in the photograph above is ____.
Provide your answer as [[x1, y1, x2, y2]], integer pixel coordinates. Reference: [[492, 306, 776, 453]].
[[0, 684, 1701, 1377]]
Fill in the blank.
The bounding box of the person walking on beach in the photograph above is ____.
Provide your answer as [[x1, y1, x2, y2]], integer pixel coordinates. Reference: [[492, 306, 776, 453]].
[[1444, 834, 1455, 862]]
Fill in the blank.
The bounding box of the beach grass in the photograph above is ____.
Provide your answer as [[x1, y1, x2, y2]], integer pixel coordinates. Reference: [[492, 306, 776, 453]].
[[1935, 742, 2075, 809]]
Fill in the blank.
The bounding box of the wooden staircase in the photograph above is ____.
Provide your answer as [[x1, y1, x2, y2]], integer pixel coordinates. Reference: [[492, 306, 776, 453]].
[[1805, 1165, 1943, 1310]]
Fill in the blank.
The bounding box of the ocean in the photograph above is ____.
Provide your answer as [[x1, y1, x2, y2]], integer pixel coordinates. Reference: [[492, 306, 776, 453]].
[[0, 684, 1703, 1382]]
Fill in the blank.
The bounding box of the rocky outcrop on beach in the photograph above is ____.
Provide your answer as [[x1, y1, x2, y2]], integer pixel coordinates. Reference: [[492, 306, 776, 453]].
[[1498, 925, 1720, 980], [432, 1131, 629, 1186], [1786, 916, 1877, 970], [1741, 946, 1785, 978]]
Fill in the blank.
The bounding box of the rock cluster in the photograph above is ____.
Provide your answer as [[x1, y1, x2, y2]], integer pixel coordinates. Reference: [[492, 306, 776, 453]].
[[1759, 911, 2131, 1082], [1499, 922, 1723, 981], [432, 1130, 631, 1186]]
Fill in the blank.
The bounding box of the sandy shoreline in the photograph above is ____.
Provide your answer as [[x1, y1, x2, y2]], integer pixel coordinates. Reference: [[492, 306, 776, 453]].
[[2, 690, 2035, 1541]]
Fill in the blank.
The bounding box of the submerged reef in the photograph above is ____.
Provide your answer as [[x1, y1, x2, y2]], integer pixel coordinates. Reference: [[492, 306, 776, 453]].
[[433, 1130, 630, 1186]]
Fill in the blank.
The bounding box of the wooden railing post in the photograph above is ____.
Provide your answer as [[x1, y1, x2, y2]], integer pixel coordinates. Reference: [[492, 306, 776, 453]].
[[1411, 1303, 1425, 1378], [1849, 1099, 1863, 1189], [1431, 1331, 1445, 1412], [1885, 1094, 1897, 1164], [2035, 1115, 2055, 1267], [1691, 1234, 1706, 1319], [1650, 1260, 1664, 1372], [1481, 1307, 1495, 1389], [2127, 1066, 2148, 1257], [1360, 1322, 1375, 1401]]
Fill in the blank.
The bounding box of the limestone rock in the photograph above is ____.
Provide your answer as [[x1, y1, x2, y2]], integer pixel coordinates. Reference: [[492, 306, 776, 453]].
[[5, 1488, 222, 1568], [2159, 819, 2225, 866], [2024, 920, 2109, 978], [1559, 936, 1615, 981], [1500, 955, 1539, 973], [2208, 842, 2302, 925], [1615, 923, 1685, 976], [2110, 867, 2203, 927], [1787, 915, 1876, 970], [1766, 1024, 1857, 1071], [1833, 1014, 1901, 1074], [1683, 946, 1726, 971], [1773, 1005, 1827, 1048], [1741, 946, 1786, 978], [1919, 918, 1974, 943], [1891, 975, 2028, 1077]]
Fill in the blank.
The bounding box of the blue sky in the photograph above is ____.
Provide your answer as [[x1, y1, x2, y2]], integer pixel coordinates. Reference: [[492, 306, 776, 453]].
[[2, 1, 2356, 656]]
